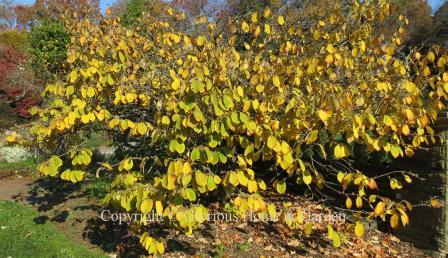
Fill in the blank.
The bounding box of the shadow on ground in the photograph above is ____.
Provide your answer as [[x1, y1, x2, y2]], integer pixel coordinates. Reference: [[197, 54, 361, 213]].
[[4, 176, 429, 258], [12, 177, 196, 257]]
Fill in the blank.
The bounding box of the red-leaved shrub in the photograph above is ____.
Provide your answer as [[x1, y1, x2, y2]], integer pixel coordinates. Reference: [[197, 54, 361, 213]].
[[0, 45, 41, 117]]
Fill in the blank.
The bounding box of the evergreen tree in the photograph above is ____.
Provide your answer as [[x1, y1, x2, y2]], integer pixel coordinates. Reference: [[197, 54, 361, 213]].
[[121, 0, 145, 26]]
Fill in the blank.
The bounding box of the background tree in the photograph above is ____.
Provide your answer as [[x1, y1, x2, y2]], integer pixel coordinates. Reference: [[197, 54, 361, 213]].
[[24, 0, 100, 83], [266, 0, 433, 47], [389, 0, 433, 46], [170, 0, 214, 17], [226, 0, 272, 16], [115, 0, 172, 26], [0, 0, 15, 30], [108, 0, 128, 17], [121, 0, 145, 26], [28, 21, 68, 83], [14, 4, 35, 29], [432, 1, 448, 47], [0, 0, 98, 118], [31, 0, 100, 22], [0, 28, 39, 118]]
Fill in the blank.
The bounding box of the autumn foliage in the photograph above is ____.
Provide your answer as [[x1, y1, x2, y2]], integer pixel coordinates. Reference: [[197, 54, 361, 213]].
[[27, 0, 448, 254], [0, 32, 41, 118]]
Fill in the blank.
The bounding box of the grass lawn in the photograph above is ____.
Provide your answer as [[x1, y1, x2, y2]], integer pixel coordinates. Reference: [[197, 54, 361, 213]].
[[0, 200, 106, 258], [0, 158, 37, 171]]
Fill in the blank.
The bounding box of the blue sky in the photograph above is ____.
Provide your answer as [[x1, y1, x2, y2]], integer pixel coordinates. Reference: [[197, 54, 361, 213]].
[[429, 0, 445, 11], [11, 0, 447, 13]]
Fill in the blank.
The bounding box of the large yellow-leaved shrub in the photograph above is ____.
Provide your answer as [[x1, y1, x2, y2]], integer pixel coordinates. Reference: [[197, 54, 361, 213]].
[[25, 0, 448, 254]]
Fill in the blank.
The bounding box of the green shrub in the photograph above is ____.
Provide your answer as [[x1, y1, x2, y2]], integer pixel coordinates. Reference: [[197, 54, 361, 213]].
[[121, 0, 145, 26], [29, 21, 69, 82], [0, 30, 29, 51]]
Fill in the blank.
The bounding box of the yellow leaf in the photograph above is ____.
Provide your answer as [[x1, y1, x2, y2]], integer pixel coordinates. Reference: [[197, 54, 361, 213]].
[[195, 171, 207, 186], [194, 106, 205, 122], [137, 123, 148, 135], [355, 96, 364, 106], [390, 146, 401, 158], [304, 222, 313, 236], [213, 175, 221, 184], [141, 199, 153, 213], [247, 180, 258, 193], [156, 241, 165, 254], [267, 136, 279, 150], [431, 198, 442, 208], [229, 172, 238, 186], [374, 201, 385, 216], [277, 16, 285, 25], [318, 110, 330, 122], [359, 40, 366, 52], [356, 196, 363, 208], [107, 75, 114, 85], [237, 170, 248, 186], [267, 204, 276, 218], [100, 162, 112, 170], [264, 24, 271, 34], [346, 197, 352, 209], [125, 92, 135, 102], [401, 212, 409, 226], [155, 201, 163, 216], [251, 12, 257, 23], [263, 8, 271, 18], [390, 213, 399, 229], [405, 147, 414, 157], [272, 75, 280, 87], [325, 54, 334, 64], [123, 158, 133, 171], [161, 116, 170, 125], [67, 54, 76, 63], [383, 115, 393, 126], [296, 208, 304, 224], [241, 21, 250, 32], [197, 36, 206, 46], [443, 73, 448, 82], [401, 124, 410, 136], [275, 180, 286, 194], [109, 118, 120, 128], [337, 172, 344, 183], [302, 170, 312, 185], [404, 175, 412, 183], [355, 221, 364, 237], [171, 78, 181, 90], [85, 87, 95, 98], [332, 231, 341, 248], [5, 133, 17, 143], [334, 144, 349, 159], [280, 141, 290, 154], [306, 130, 319, 144]]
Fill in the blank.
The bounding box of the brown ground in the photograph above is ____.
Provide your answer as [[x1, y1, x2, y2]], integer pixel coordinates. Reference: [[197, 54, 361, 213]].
[[0, 177, 33, 200], [0, 171, 434, 258]]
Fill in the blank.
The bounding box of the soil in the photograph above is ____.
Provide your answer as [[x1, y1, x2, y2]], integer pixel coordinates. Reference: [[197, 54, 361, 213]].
[[0, 172, 435, 258], [0, 177, 33, 200]]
